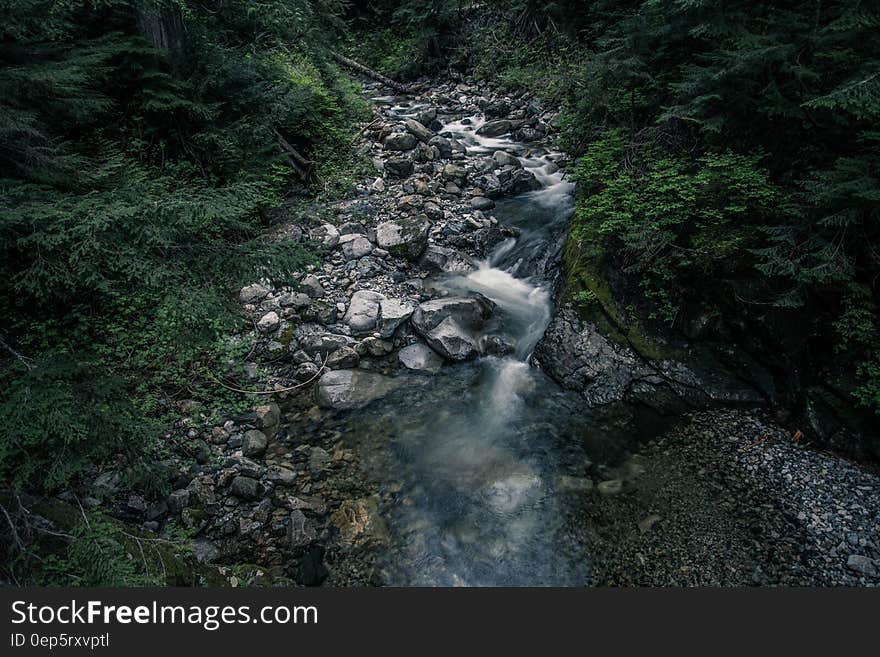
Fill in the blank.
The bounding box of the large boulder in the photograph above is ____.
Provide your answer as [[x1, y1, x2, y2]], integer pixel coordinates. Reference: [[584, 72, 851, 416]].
[[384, 132, 418, 151], [534, 305, 765, 411], [476, 120, 512, 137], [315, 370, 397, 410], [375, 215, 430, 260], [343, 290, 384, 336], [410, 295, 495, 361]]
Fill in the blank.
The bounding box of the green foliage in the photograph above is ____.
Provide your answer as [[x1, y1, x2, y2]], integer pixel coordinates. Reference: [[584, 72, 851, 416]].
[[571, 130, 781, 321], [18, 508, 194, 586], [0, 0, 360, 494]]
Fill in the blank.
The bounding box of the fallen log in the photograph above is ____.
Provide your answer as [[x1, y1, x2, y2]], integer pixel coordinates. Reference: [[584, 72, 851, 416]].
[[272, 128, 319, 184], [330, 51, 412, 94]]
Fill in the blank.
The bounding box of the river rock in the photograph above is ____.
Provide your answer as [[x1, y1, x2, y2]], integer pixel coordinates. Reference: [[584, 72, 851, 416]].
[[239, 283, 270, 304], [299, 332, 353, 356], [257, 311, 280, 333], [343, 289, 384, 335], [375, 215, 430, 260], [535, 305, 764, 411], [384, 132, 418, 151], [493, 150, 521, 168], [242, 429, 268, 457], [428, 136, 453, 159], [279, 292, 311, 309], [266, 465, 297, 486], [419, 245, 477, 273], [299, 274, 325, 298], [330, 497, 389, 546], [398, 343, 444, 373], [405, 118, 433, 143], [341, 235, 373, 260], [477, 119, 512, 137], [385, 156, 414, 178], [326, 346, 360, 369], [378, 298, 414, 338], [410, 295, 495, 361], [442, 163, 468, 186], [315, 369, 397, 409], [470, 196, 495, 211], [230, 476, 262, 501]]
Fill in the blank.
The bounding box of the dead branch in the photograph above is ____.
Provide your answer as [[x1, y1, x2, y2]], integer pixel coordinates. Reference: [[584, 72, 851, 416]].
[[330, 51, 412, 94], [205, 354, 327, 395]]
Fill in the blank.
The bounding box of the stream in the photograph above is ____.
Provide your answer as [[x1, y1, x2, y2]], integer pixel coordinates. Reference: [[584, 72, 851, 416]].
[[314, 106, 639, 585]]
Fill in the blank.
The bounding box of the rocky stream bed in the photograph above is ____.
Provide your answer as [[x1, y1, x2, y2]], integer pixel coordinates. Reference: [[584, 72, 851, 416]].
[[54, 76, 880, 587]]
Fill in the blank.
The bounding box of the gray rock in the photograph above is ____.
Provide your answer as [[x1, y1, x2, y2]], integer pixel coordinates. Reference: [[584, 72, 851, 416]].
[[279, 292, 311, 309], [239, 283, 270, 304], [384, 132, 418, 151], [442, 163, 468, 186], [242, 429, 268, 457], [535, 305, 763, 411], [299, 274, 325, 299], [375, 215, 430, 260], [419, 245, 477, 273], [419, 316, 480, 361], [398, 343, 444, 373], [385, 157, 414, 178], [493, 150, 521, 168], [327, 346, 360, 369], [357, 336, 394, 357], [295, 362, 320, 381], [411, 295, 495, 333], [309, 446, 331, 472], [341, 235, 373, 260], [428, 136, 453, 159], [168, 489, 190, 511], [477, 119, 512, 137], [315, 369, 397, 410], [266, 464, 297, 486], [378, 298, 414, 338], [257, 311, 280, 333], [192, 539, 219, 564], [470, 196, 495, 211], [343, 289, 384, 336], [405, 118, 433, 143], [356, 256, 384, 278], [230, 476, 262, 501], [846, 554, 878, 577], [299, 332, 353, 356], [484, 100, 511, 117], [302, 300, 336, 325]]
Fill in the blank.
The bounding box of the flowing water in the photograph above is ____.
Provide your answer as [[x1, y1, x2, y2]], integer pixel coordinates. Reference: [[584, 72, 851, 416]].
[[317, 109, 640, 586]]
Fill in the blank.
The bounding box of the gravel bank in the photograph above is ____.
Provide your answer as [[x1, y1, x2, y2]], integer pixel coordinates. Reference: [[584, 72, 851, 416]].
[[582, 410, 880, 586]]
